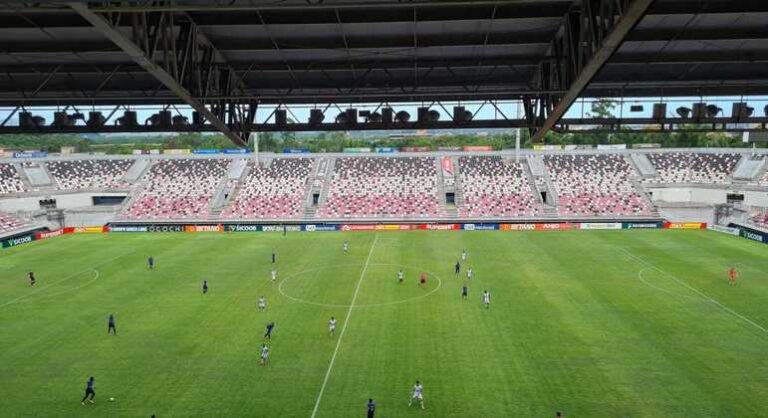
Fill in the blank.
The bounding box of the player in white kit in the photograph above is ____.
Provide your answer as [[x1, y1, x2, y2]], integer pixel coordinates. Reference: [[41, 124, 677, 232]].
[[461, 249, 467, 261], [328, 316, 337, 336], [260, 344, 269, 366], [397, 269, 404, 284], [466, 267, 473, 280], [258, 296, 267, 312], [343, 241, 349, 254], [408, 380, 425, 409], [271, 269, 277, 284], [482, 290, 491, 309]]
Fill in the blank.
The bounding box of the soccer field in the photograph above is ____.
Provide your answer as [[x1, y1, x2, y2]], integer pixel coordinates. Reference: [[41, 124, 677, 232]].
[[1, 229, 767, 417]]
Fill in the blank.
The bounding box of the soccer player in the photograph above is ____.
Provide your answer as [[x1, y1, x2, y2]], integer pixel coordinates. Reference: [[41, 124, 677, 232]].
[[28, 271, 36, 286], [328, 316, 337, 336], [264, 321, 275, 341], [202, 280, 209, 294], [397, 269, 404, 284], [556, 412, 564, 417], [271, 249, 276, 264], [466, 267, 473, 280], [454, 261, 461, 276], [728, 267, 738, 286], [408, 380, 425, 410], [147, 256, 154, 270], [343, 241, 349, 254], [482, 290, 491, 309], [461, 249, 467, 261], [81, 376, 95, 405], [420, 272, 427, 289], [107, 314, 116, 335], [462, 284, 468, 300], [260, 344, 269, 366], [367, 398, 377, 418], [271, 269, 277, 284], [258, 296, 267, 312]]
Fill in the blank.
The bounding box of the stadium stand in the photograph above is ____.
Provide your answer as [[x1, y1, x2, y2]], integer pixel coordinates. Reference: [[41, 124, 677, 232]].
[[318, 156, 444, 218], [46, 159, 133, 190], [0, 211, 27, 233], [122, 158, 230, 219], [458, 156, 540, 217], [545, 154, 652, 217], [0, 163, 26, 194], [758, 170, 768, 186], [644, 153, 740, 184], [222, 158, 314, 219]]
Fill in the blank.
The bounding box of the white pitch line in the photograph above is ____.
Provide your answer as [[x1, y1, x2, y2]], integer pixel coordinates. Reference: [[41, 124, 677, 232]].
[[0, 250, 134, 310], [310, 234, 379, 418], [620, 247, 768, 335]]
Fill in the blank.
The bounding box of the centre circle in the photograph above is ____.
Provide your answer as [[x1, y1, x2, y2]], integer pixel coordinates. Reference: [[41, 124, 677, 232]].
[[277, 263, 443, 308]]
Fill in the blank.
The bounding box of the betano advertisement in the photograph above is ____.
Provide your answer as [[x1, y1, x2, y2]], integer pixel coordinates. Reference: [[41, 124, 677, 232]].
[[664, 222, 707, 229]]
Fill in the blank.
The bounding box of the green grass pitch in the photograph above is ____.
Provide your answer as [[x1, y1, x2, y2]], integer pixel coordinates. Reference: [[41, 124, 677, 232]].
[[1, 229, 767, 417]]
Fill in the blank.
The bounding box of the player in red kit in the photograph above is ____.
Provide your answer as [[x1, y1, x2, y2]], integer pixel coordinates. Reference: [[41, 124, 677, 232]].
[[420, 272, 427, 289], [728, 267, 738, 286]]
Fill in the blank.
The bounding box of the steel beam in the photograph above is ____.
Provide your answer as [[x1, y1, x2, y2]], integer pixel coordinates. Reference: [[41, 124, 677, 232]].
[[530, 0, 656, 142], [68, 2, 250, 146]]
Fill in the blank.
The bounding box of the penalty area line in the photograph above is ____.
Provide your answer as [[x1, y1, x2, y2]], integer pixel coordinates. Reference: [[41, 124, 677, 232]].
[[619, 247, 768, 336], [310, 234, 379, 418]]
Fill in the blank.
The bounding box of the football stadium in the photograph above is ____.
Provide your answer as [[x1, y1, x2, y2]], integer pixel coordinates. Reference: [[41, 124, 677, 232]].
[[1, 1, 768, 417]]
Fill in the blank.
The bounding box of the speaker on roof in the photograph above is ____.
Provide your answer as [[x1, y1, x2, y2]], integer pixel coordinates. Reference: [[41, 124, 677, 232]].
[[87, 111, 105, 128], [116, 110, 138, 127], [732, 103, 754, 121], [275, 109, 287, 126], [172, 115, 189, 127], [692, 103, 706, 120], [309, 109, 325, 126], [381, 107, 394, 124], [158, 110, 172, 127]]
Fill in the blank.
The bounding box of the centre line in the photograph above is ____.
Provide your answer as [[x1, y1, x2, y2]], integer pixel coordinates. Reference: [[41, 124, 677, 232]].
[[310, 234, 379, 418]]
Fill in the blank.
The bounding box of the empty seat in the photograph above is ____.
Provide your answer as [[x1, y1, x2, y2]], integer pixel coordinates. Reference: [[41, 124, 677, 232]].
[[318, 156, 444, 218], [222, 158, 313, 219], [545, 154, 652, 217], [644, 153, 739, 184], [47, 159, 133, 190], [121, 158, 230, 220], [0, 163, 26, 194], [458, 156, 540, 217]]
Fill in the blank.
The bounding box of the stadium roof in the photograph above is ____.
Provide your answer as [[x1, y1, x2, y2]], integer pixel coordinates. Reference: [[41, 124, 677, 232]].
[[1, 0, 767, 143]]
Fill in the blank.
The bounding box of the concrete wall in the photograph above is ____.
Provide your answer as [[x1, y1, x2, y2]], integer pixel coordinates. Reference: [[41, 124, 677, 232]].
[[0, 192, 127, 212], [649, 187, 768, 208], [658, 207, 714, 223], [649, 187, 728, 205]]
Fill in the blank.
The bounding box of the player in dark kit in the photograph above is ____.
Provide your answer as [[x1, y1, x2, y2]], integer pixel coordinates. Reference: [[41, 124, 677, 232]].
[[272, 250, 276, 264], [81, 376, 95, 405], [28, 271, 36, 286], [455, 261, 461, 275], [202, 280, 209, 294], [367, 398, 376, 418], [264, 321, 275, 340], [107, 314, 116, 335], [462, 284, 468, 300], [147, 256, 154, 269]]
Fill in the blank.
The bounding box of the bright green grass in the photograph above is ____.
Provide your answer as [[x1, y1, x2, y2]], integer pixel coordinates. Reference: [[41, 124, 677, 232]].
[[1, 230, 768, 417]]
